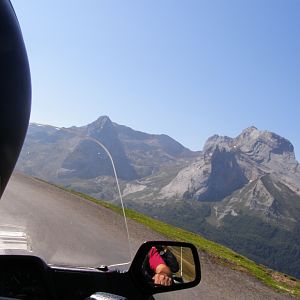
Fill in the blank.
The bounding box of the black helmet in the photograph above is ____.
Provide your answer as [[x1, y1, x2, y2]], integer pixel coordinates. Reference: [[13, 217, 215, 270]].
[[0, 0, 31, 197]]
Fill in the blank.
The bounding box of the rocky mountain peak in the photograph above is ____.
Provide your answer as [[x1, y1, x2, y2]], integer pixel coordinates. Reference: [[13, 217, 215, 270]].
[[96, 115, 111, 124], [87, 115, 113, 134], [203, 134, 233, 154], [238, 126, 259, 139], [161, 126, 300, 202], [85, 116, 119, 145], [203, 127, 268, 156], [203, 127, 295, 160], [234, 127, 295, 164]]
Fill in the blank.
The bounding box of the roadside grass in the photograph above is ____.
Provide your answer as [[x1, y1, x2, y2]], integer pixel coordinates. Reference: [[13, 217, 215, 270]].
[[35, 178, 300, 298]]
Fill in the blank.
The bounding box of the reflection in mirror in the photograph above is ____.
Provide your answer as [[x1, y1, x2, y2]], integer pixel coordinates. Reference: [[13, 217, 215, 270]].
[[141, 244, 196, 287]]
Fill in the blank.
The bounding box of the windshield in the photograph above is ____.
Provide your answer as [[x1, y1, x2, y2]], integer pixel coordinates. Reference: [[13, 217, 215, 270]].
[[1, 160, 133, 269], [0, 0, 149, 269]]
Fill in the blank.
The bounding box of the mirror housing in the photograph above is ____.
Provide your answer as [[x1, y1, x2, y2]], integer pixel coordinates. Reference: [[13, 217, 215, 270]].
[[129, 241, 201, 295]]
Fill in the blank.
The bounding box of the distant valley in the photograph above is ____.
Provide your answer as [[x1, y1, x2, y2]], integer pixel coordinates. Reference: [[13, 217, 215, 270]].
[[16, 116, 300, 279]]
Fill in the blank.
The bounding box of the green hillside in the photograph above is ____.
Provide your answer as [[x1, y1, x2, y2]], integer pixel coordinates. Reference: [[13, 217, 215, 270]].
[[122, 175, 300, 280]]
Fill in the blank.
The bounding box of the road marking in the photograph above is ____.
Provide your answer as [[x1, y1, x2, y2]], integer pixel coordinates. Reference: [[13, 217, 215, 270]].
[[0, 230, 30, 251]]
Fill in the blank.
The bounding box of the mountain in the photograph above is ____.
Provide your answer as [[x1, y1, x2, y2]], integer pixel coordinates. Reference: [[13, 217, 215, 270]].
[[17, 116, 197, 198], [123, 126, 300, 278], [16, 120, 300, 279], [160, 126, 299, 201]]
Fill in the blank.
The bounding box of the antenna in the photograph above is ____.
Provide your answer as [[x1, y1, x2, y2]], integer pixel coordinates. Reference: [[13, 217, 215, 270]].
[[62, 128, 133, 262], [180, 246, 183, 277], [84, 136, 133, 261]]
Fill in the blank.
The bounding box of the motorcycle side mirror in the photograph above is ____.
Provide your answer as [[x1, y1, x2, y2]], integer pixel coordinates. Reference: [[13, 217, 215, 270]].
[[129, 241, 201, 295]]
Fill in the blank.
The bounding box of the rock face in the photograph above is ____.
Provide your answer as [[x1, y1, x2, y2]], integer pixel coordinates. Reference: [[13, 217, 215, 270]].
[[161, 126, 300, 206], [113, 123, 196, 178]]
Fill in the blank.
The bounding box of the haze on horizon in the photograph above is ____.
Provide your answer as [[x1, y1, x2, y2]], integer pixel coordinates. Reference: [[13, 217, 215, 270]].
[[12, 0, 300, 159]]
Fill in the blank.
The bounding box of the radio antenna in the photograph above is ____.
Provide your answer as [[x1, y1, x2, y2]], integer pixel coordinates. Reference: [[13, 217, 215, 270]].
[[62, 128, 133, 262], [84, 136, 133, 261]]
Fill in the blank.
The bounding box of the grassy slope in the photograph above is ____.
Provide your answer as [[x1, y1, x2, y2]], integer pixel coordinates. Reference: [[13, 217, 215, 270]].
[[37, 179, 300, 298]]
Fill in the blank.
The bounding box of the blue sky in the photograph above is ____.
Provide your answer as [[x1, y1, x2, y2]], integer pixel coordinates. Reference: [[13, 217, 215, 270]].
[[12, 0, 300, 159]]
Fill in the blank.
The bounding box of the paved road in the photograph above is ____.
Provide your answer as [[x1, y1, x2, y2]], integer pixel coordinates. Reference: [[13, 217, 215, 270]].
[[0, 173, 293, 300]]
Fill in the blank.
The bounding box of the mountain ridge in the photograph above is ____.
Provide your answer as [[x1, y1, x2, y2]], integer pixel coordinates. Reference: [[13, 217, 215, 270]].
[[16, 116, 300, 279]]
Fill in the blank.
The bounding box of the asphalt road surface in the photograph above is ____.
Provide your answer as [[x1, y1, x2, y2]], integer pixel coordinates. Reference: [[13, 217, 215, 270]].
[[0, 173, 293, 300]]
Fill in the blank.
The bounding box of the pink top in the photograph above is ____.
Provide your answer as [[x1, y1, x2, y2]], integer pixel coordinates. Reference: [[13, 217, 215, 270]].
[[149, 247, 165, 272]]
